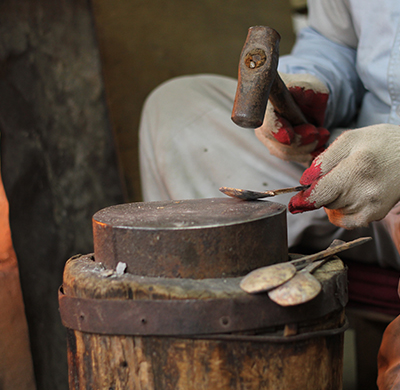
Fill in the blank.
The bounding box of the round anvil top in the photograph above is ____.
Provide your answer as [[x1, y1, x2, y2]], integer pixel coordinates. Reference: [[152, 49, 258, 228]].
[[92, 197, 288, 279], [93, 197, 286, 230]]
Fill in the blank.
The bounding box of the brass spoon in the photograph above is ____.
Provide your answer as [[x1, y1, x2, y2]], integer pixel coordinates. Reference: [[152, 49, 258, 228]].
[[268, 259, 328, 306], [267, 240, 344, 307], [239, 237, 372, 294], [219, 185, 310, 201]]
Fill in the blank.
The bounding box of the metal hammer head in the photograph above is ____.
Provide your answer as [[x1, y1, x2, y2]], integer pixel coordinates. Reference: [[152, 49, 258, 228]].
[[231, 26, 307, 129], [231, 26, 281, 129]]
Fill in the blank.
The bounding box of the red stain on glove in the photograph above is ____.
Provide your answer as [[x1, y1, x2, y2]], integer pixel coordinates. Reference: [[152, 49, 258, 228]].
[[294, 124, 319, 145], [272, 116, 295, 145], [288, 160, 323, 214], [311, 127, 330, 158], [290, 86, 329, 127], [271, 85, 330, 152]]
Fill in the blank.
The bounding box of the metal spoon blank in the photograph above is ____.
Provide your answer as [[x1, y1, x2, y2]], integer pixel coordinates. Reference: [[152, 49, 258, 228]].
[[239, 262, 297, 294], [239, 237, 372, 294], [267, 240, 347, 306], [219, 185, 310, 200], [268, 252, 343, 307], [268, 261, 324, 306]]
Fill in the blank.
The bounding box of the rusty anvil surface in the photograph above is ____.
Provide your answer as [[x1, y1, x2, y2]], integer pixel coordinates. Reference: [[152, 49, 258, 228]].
[[92, 198, 288, 279]]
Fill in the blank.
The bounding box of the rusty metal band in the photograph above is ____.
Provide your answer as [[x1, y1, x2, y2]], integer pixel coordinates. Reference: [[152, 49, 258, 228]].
[[59, 272, 347, 336], [191, 317, 349, 343]]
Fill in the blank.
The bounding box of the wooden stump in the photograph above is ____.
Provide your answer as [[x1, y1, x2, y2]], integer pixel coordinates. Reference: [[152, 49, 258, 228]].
[[60, 254, 347, 390]]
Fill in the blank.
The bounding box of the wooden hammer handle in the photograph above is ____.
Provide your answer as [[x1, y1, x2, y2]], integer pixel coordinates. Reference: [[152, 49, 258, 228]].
[[231, 26, 307, 129], [269, 72, 308, 126]]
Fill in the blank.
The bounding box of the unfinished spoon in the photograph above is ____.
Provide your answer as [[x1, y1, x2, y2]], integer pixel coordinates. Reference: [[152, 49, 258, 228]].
[[239, 236, 372, 294], [219, 185, 309, 200], [267, 239, 345, 306], [268, 259, 326, 306], [239, 239, 339, 294], [239, 262, 297, 294], [268, 239, 345, 306]]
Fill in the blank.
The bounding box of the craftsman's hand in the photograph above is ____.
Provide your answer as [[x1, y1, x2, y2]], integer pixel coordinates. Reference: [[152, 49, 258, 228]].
[[255, 73, 330, 164], [289, 124, 400, 229]]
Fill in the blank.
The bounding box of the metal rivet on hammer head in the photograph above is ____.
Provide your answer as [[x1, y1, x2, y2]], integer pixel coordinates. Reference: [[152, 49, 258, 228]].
[[244, 48, 267, 69]]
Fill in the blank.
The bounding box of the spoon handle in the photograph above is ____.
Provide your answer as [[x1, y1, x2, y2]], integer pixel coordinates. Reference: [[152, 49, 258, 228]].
[[291, 237, 372, 269], [266, 185, 310, 196]]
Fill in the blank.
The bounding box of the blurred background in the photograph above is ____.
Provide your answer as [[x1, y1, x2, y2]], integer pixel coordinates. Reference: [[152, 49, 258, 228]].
[[91, 0, 297, 202]]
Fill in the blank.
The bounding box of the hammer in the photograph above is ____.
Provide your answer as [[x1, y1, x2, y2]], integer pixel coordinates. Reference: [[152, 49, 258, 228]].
[[231, 26, 307, 129]]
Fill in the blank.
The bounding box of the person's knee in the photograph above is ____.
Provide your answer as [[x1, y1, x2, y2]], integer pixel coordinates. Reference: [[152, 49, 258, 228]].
[[142, 74, 236, 116], [143, 75, 204, 112]]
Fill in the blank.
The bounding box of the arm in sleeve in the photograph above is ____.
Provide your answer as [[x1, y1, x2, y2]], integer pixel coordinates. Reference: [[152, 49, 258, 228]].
[[278, 0, 366, 129]]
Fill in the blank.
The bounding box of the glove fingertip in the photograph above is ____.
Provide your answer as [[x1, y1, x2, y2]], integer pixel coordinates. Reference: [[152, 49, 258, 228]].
[[295, 124, 318, 145], [272, 117, 295, 145], [288, 193, 317, 214]]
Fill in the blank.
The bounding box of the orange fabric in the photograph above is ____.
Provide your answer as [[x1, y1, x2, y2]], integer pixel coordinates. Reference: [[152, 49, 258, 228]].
[[0, 170, 36, 389], [378, 314, 400, 389], [346, 260, 400, 317]]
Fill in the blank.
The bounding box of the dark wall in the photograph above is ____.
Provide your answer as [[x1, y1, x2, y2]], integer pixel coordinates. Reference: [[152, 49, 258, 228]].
[[0, 0, 124, 388]]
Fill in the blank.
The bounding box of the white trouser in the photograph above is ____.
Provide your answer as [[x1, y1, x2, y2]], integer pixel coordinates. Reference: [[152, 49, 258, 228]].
[[139, 74, 400, 269]]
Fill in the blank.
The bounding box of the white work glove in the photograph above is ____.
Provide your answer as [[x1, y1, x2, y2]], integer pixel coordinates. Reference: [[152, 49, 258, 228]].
[[289, 124, 400, 229], [255, 73, 330, 164]]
